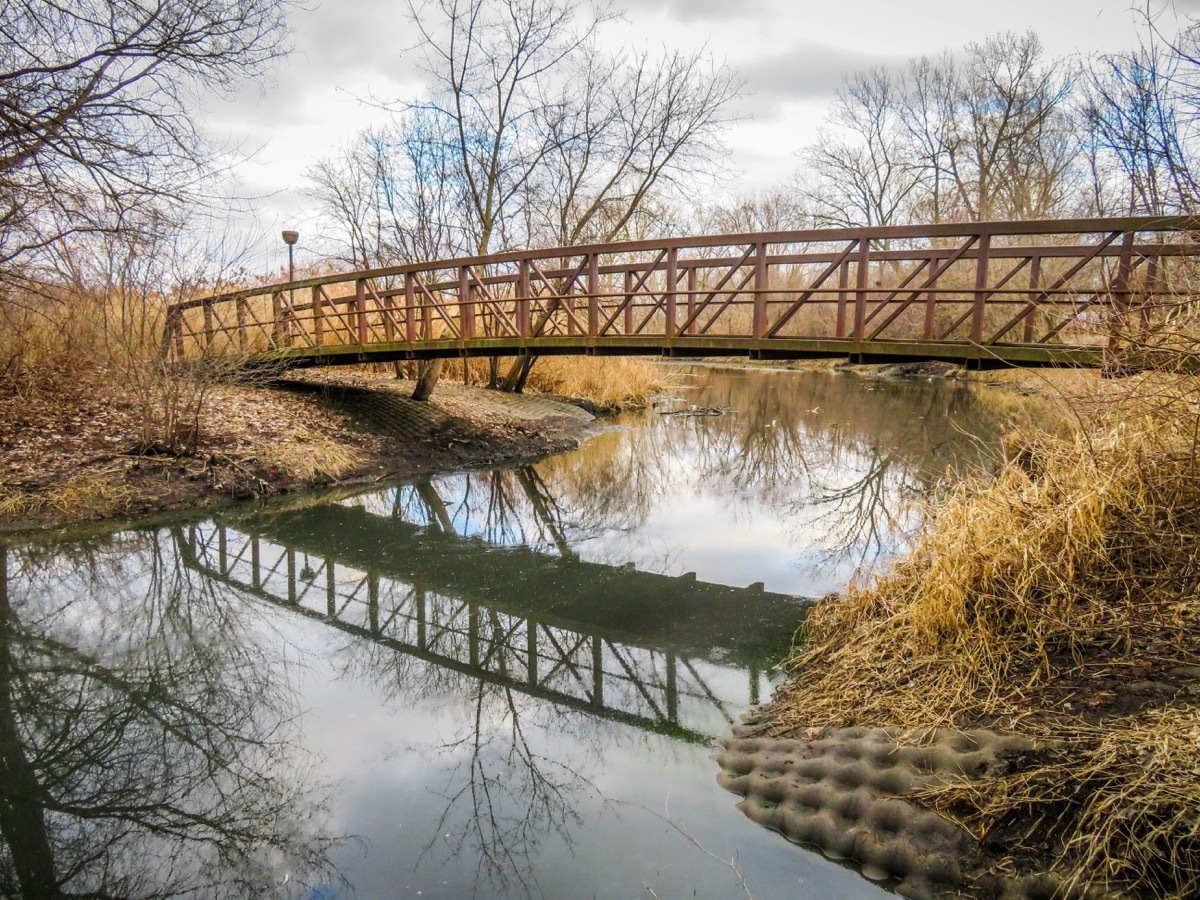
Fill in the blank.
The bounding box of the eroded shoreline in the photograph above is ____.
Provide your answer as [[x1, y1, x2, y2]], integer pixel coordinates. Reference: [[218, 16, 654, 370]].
[[0, 370, 601, 536]]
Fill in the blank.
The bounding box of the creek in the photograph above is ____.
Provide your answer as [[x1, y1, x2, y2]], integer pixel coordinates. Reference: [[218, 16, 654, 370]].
[[0, 365, 1049, 898]]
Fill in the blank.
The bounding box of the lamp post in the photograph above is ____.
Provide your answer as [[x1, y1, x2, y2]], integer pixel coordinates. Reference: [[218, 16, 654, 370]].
[[281, 229, 299, 283], [281, 230, 299, 345]]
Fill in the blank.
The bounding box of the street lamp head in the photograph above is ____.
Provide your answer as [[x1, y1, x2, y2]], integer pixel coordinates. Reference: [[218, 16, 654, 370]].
[[281, 229, 299, 246]]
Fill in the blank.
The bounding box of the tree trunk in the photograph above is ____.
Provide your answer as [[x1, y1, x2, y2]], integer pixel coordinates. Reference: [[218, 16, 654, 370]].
[[411, 359, 444, 401], [500, 356, 537, 393]]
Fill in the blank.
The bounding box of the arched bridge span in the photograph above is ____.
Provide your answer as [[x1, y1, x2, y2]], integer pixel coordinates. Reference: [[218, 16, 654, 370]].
[[167, 216, 1200, 370]]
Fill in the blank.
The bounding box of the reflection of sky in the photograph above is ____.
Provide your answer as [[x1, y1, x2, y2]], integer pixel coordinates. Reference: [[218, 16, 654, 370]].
[[286, 607, 882, 900]]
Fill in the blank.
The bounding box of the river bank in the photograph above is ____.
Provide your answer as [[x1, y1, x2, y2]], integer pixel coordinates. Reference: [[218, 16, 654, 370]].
[[0, 368, 600, 534], [730, 368, 1200, 898]]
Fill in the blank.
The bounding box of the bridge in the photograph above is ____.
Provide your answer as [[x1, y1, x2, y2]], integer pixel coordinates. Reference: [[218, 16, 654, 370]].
[[171, 483, 809, 744], [166, 217, 1200, 370]]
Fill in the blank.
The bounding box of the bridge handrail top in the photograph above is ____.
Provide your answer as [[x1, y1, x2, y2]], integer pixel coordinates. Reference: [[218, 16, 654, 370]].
[[177, 215, 1200, 310]]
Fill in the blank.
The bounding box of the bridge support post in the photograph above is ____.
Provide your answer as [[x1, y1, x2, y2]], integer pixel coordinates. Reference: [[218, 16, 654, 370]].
[[924, 255, 939, 340], [624, 270, 634, 335], [592, 636, 604, 707], [686, 266, 697, 335], [527, 620, 538, 685]]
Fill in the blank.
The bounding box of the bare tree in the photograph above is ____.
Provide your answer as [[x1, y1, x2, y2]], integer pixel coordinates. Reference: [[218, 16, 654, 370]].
[[1083, 19, 1198, 215], [802, 68, 925, 229], [0, 0, 291, 287], [802, 31, 1079, 229], [698, 188, 810, 235], [940, 31, 1077, 221], [308, 0, 739, 398]]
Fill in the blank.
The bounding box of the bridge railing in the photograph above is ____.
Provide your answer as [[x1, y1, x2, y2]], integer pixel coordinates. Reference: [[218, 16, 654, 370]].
[[165, 217, 1200, 365]]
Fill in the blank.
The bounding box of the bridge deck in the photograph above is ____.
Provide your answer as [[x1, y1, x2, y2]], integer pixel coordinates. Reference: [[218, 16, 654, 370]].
[[167, 217, 1200, 371]]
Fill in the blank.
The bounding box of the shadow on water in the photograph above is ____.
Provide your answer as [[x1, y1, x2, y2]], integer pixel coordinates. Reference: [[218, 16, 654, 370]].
[[0, 367, 1057, 898]]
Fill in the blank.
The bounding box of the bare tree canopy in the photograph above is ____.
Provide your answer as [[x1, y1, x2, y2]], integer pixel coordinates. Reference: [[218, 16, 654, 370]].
[[307, 0, 740, 396], [308, 0, 740, 264], [0, 0, 292, 280]]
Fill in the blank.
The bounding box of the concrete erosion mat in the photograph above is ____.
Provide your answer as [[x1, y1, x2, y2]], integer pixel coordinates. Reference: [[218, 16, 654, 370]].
[[715, 724, 1111, 899]]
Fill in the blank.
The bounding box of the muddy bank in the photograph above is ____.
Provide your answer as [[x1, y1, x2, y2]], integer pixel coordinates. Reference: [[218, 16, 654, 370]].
[[0, 370, 597, 534]]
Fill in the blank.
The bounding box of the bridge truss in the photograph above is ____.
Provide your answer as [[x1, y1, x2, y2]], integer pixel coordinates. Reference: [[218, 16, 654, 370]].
[[167, 217, 1200, 370]]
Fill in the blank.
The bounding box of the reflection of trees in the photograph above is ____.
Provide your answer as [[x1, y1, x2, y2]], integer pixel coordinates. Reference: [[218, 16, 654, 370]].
[[0, 538, 335, 899], [423, 684, 590, 899], [531, 367, 1052, 572]]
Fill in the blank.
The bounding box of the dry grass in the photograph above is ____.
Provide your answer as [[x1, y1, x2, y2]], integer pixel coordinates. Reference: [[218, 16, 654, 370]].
[[914, 707, 1200, 897], [522, 356, 672, 408], [0, 466, 136, 518], [267, 435, 363, 481], [763, 361, 1200, 895]]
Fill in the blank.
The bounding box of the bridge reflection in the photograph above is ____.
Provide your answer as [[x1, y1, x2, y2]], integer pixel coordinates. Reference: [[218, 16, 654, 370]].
[[176, 487, 809, 744]]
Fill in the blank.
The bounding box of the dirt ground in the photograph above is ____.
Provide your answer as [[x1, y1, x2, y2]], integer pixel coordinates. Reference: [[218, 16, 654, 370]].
[[0, 367, 596, 534]]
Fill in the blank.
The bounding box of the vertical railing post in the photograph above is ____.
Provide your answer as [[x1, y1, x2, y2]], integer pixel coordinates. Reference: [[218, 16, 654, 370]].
[[271, 290, 282, 347], [251, 536, 261, 589], [468, 602, 479, 667], [924, 254, 940, 340], [202, 302, 213, 352], [382, 286, 395, 343], [1107, 231, 1136, 354], [355, 278, 368, 345], [665, 247, 678, 339], [459, 266, 474, 340], [686, 266, 697, 335], [368, 572, 380, 634], [970, 230, 991, 348], [836, 260, 850, 339], [416, 585, 427, 650], [312, 286, 324, 347], [236, 297, 247, 350], [753, 242, 768, 339], [853, 239, 869, 344], [218, 525, 228, 575], [517, 260, 531, 338], [1024, 255, 1041, 343], [587, 253, 600, 337], [623, 270, 634, 335], [404, 273, 416, 343], [420, 278, 432, 341]]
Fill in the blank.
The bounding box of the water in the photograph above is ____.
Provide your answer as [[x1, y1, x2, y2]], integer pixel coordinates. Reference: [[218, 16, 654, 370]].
[[0, 366, 1048, 898]]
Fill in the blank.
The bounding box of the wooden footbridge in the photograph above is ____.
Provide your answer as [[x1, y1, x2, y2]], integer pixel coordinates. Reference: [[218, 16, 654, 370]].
[[167, 216, 1200, 370]]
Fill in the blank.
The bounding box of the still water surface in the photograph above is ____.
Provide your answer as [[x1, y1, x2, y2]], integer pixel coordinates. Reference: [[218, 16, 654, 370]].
[[1, 366, 1048, 898]]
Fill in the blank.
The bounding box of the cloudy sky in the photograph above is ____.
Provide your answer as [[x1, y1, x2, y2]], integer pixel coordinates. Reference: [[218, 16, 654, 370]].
[[202, 0, 1192, 273]]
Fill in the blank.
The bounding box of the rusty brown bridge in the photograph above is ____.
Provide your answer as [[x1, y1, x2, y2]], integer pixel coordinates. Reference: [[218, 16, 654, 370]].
[[166, 217, 1200, 370]]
